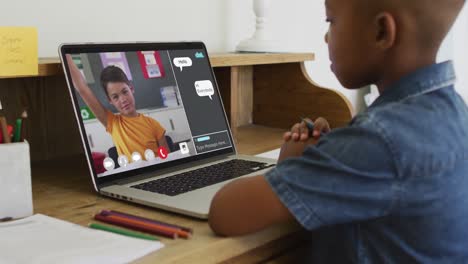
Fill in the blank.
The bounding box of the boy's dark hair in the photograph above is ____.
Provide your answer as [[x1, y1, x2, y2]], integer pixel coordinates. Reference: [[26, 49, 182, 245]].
[[100, 66, 131, 97]]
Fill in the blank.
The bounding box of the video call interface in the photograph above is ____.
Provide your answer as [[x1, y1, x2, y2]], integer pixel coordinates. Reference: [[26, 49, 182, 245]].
[[67, 49, 233, 177]]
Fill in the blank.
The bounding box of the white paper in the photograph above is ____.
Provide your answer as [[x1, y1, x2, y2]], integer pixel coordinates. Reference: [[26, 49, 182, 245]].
[[0, 214, 164, 264], [255, 148, 280, 160]]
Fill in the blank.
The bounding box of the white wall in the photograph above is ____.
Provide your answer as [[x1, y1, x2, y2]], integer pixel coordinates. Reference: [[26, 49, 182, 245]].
[[5, 0, 464, 113], [226, 0, 468, 111], [439, 3, 468, 103], [226, 0, 367, 114], [0, 0, 364, 113], [0, 0, 228, 56]]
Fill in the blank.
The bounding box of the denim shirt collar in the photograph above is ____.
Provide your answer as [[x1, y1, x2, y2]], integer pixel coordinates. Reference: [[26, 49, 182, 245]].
[[370, 61, 456, 108]]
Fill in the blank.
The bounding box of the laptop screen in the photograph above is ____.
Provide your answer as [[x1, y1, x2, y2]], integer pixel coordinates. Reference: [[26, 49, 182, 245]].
[[60, 42, 235, 184]]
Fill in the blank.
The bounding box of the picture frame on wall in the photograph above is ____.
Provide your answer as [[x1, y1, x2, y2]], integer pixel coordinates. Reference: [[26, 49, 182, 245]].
[[137, 51, 165, 79], [99, 52, 133, 80]]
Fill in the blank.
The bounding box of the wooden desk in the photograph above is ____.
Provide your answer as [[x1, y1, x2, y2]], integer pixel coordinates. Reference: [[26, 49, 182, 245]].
[[32, 126, 307, 264], [0, 53, 352, 162], [2, 53, 352, 262]]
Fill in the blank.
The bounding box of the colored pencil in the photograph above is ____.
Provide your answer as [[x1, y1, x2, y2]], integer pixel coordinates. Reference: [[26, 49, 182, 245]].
[[94, 213, 178, 239], [89, 222, 159, 241], [96, 212, 191, 239], [0, 116, 10, 143], [13, 118, 22, 142], [301, 117, 325, 137], [20, 110, 27, 141], [105, 210, 193, 233]]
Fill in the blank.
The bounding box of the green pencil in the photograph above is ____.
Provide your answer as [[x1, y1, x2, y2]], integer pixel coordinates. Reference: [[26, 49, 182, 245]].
[[89, 222, 159, 241], [13, 118, 22, 142]]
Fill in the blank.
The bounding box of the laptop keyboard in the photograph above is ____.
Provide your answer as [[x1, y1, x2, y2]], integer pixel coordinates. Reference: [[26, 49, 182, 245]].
[[131, 159, 274, 196]]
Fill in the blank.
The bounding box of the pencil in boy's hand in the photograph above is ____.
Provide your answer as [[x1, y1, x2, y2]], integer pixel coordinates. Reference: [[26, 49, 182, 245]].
[[301, 117, 325, 138]]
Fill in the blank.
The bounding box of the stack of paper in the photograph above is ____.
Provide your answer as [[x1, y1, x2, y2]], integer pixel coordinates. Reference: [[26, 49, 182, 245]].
[[0, 214, 164, 264]]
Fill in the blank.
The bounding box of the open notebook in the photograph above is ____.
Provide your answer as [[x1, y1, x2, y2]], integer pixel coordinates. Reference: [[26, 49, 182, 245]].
[[0, 214, 164, 264]]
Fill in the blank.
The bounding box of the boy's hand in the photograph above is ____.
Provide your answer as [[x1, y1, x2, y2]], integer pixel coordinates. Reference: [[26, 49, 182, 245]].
[[283, 117, 331, 142], [278, 139, 308, 163]]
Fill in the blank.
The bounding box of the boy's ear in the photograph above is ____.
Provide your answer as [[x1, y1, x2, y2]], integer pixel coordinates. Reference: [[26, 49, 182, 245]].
[[374, 12, 396, 50]]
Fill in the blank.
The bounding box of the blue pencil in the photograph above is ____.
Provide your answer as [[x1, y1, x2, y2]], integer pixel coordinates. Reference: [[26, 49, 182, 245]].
[[301, 118, 325, 137]]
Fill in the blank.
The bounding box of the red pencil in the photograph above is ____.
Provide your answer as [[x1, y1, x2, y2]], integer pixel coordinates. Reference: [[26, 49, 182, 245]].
[[94, 214, 178, 239], [102, 213, 191, 239], [0, 117, 10, 143], [105, 210, 193, 233]]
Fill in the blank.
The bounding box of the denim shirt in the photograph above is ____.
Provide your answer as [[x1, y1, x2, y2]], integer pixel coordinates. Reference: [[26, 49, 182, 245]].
[[265, 61, 468, 263]]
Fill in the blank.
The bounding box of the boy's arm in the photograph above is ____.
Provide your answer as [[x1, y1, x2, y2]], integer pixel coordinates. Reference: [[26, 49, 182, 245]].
[[209, 140, 306, 236], [208, 174, 295, 236], [66, 54, 108, 127]]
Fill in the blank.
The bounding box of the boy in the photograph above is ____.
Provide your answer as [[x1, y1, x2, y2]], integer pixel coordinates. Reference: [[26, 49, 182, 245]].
[[66, 54, 170, 161], [209, 0, 468, 262]]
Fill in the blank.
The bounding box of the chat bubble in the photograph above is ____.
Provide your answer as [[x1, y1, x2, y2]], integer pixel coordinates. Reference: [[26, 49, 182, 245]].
[[173, 57, 192, 71], [194, 80, 214, 100]]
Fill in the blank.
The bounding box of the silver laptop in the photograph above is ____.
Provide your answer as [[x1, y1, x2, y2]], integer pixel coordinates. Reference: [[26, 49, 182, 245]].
[[59, 42, 276, 219]]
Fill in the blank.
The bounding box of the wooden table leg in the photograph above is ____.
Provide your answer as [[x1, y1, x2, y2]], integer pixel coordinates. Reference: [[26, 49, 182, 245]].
[[230, 65, 253, 138]]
